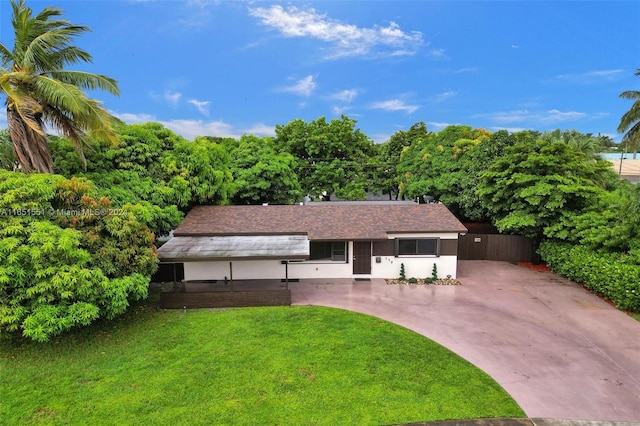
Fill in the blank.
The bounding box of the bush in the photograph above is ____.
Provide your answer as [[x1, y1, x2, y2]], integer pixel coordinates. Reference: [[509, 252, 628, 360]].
[[408, 277, 418, 284], [0, 170, 154, 341], [539, 241, 640, 312], [399, 263, 406, 281]]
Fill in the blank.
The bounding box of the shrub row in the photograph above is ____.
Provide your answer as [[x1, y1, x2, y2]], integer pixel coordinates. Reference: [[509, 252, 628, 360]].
[[538, 241, 640, 312]]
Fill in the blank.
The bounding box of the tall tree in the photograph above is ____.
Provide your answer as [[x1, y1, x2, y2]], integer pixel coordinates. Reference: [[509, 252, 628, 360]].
[[458, 130, 537, 221], [376, 122, 429, 200], [397, 125, 490, 216], [275, 115, 375, 200], [477, 139, 618, 244], [0, 0, 120, 173], [228, 135, 302, 205], [617, 68, 640, 159]]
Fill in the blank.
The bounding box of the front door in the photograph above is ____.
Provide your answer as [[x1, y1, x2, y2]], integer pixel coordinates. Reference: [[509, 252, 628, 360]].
[[352, 241, 372, 274]]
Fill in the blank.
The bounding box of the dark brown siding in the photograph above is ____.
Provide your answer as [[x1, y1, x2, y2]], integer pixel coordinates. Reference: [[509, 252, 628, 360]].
[[372, 240, 395, 256], [440, 239, 458, 256], [458, 234, 535, 262], [160, 290, 291, 308]]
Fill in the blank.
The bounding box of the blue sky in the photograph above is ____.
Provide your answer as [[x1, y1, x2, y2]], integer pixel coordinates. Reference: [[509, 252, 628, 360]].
[[1, 0, 639, 143]]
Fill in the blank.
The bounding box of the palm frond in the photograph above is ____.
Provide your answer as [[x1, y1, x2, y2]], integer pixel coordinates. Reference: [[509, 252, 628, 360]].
[[619, 90, 640, 100], [34, 76, 120, 145], [621, 122, 640, 147], [22, 27, 92, 72], [617, 100, 640, 133], [49, 71, 119, 95], [43, 46, 93, 70], [0, 43, 13, 66], [32, 75, 90, 112]]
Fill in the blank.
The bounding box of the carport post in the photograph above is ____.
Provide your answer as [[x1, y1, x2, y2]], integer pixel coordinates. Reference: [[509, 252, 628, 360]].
[[280, 260, 290, 290], [229, 261, 233, 291], [285, 260, 289, 290]]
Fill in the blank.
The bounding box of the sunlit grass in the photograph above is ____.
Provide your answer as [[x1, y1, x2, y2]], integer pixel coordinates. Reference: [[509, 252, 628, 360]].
[[0, 304, 524, 425]]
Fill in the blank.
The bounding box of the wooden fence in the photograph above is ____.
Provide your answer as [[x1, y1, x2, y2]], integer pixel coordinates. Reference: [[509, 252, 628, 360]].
[[458, 233, 536, 263]]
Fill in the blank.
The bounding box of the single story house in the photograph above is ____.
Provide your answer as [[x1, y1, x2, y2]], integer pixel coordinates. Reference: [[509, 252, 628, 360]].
[[157, 201, 468, 282]]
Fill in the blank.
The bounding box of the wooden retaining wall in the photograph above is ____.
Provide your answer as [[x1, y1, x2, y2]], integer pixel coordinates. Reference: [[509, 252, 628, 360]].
[[159, 289, 291, 309]]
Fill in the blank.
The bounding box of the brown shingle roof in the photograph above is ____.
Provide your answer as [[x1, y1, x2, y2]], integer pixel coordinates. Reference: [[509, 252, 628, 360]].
[[174, 203, 467, 240]]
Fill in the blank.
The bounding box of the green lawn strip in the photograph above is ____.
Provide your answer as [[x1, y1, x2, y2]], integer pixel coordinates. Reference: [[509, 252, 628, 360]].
[[1, 306, 523, 425]]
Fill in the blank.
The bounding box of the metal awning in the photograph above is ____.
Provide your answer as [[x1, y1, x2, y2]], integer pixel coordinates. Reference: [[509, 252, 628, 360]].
[[157, 235, 310, 262]]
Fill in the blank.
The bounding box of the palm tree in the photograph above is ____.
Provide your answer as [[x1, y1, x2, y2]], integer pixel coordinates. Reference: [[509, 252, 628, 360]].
[[540, 129, 603, 159], [617, 69, 640, 159], [0, 0, 120, 173]]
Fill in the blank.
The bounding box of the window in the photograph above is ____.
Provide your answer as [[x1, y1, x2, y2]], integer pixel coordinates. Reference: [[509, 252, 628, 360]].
[[395, 238, 439, 256], [310, 241, 347, 262]]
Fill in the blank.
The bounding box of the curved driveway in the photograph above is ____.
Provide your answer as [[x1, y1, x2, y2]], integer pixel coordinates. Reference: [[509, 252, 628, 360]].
[[289, 260, 640, 422]]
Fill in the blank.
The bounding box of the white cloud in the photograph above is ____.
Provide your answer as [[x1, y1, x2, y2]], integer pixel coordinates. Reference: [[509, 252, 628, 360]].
[[453, 67, 478, 74], [427, 121, 454, 130], [111, 112, 157, 124], [489, 126, 528, 133], [431, 90, 456, 103], [150, 90, 182, 106], [370, 99, 419, 114], [162, 119, 236, 140], [111, 111, 274, 140], [332, 105, 351, 115], [555, 69, 625, 83], [248, 5, 424, 59], [511, 44, 520, 49], [328, 89, 359, 103], [473, 109, 608, 125], [429, 48, 447, 59], [280, 75, 317, 97], [165, 91, 182, 105], [188, 99, 210, 116], [242, 123, 275, 137], [370, 133, 392, 143]]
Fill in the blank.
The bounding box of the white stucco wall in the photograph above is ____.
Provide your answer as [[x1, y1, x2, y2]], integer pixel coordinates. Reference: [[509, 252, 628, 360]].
[[182, 236, 460, 281], [371, 255, 458, 279]]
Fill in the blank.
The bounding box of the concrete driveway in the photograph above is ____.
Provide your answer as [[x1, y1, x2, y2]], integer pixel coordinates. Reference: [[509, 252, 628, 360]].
[[289, 260, 640, 422]]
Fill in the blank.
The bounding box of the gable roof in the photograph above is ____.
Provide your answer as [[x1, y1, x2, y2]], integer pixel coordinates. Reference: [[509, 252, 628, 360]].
[[173, 203, 467, 240]]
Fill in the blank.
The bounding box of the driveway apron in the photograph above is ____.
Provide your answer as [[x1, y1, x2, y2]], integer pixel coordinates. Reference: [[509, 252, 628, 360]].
[[289, 260, 640, 422]]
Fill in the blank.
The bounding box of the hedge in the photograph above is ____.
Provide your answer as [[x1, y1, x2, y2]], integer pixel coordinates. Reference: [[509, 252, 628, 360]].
[[539, 241, 640, 313]]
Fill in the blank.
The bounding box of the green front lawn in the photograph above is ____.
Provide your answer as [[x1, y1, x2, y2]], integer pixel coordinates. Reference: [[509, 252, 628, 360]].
[[0, 305, 524, 425]]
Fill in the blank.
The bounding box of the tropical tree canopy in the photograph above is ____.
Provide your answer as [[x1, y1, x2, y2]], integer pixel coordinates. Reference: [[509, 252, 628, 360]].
[[0, 0, 120, 173]]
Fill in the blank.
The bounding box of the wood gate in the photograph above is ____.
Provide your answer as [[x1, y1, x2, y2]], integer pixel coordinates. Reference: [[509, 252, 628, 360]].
[[458, 233, 535, 263]]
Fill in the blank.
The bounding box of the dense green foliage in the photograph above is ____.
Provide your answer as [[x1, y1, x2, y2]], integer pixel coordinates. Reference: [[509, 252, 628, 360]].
[[275, 115, 376, 200], [0, 306, 524, 424], [396, 125, 490, 217], [0, 170, 153, 341], [226, 135, 302, 204], [51, 123, 233, 235], [0, 129, 18, 171], [477, 139, 618, 240], [539, 242, 640, 312]]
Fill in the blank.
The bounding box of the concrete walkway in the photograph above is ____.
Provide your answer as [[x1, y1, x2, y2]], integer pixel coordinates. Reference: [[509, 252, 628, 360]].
[[289, 261, 640, 423]]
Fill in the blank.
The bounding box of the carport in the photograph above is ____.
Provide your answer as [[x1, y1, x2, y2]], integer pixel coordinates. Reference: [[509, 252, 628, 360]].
[[157, 235, 309, 308]]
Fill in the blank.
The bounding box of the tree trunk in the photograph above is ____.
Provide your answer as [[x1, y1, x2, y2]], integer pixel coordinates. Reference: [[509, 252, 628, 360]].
[[6, 107, 53, 173]]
